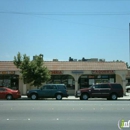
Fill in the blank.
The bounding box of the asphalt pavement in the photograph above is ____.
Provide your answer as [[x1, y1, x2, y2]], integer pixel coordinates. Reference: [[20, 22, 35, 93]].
[[0, 100, 130, 130]]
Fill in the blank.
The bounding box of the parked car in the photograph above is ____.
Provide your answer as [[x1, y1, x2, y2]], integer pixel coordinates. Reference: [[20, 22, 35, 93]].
[[27, 84, 69, 100], [0, 86, 21, 100], [126, 85, 130, 92], [75, 83, 123, 100]]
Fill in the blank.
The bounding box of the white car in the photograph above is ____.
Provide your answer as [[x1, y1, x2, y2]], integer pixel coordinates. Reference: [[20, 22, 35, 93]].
[[126, 85, 130, 92]]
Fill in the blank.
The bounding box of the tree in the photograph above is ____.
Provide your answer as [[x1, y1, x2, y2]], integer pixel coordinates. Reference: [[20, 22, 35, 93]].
[[14, 52, 51, 87], [126, 62, 130, 68]]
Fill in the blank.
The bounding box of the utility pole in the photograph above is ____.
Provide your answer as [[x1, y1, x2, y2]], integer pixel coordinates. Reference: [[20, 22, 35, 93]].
[[129, 23, 130, 65]]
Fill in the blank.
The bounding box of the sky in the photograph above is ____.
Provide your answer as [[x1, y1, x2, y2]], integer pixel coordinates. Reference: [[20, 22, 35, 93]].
[[0, 0, 130, 63]]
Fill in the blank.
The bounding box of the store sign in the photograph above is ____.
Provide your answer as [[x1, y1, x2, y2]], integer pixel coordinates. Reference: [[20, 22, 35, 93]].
[[92, 70, 115, 74], [88, 75, 95, 78], [0, 71, 15, 74], [50, 71, 63, 75], [72, 71, 84, 74]]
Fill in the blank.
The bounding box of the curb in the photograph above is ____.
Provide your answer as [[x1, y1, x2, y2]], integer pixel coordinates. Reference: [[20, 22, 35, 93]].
[[21, 95, 130, 100]]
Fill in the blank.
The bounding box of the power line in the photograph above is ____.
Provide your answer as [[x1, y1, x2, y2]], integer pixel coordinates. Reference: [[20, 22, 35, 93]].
[[27, 0, 129, 2], [0, 11, 130, 15]]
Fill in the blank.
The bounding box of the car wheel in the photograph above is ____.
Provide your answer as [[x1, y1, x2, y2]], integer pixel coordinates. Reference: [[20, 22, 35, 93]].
[[31, 94, 38, 100], [6, 94, 13, 100], [56, 94, 62, 100], [111, 93, 117, 100], [81, 94, 88, 100]]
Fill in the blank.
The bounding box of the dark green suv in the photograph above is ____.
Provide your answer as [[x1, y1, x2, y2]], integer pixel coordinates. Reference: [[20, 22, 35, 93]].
[[27, 84, 69, 100]]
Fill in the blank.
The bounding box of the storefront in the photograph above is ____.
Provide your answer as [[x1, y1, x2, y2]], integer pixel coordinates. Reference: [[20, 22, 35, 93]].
[[0, 61, 128, 95], [79, 74, 115, 89], [0, 71, 19, 90], [45, 71, 75, 95], [48, 75, 75, 90], [126, 69, 130, 85]]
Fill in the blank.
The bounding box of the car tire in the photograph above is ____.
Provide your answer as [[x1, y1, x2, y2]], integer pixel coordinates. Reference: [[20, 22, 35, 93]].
[[56, 94, 62, 100], [111, 93, 117, 100], [6, 94, 13, 100], [31, 94, 38, 100], [81, 94, 88, 100]]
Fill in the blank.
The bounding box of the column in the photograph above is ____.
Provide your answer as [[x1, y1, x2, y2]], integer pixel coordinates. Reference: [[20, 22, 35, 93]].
[[74, 74, 80, 93], [23, 84, 27, 95]]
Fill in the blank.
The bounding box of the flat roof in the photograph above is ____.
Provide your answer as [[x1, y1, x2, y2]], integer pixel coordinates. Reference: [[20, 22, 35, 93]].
[[0, 61, 127, 71]]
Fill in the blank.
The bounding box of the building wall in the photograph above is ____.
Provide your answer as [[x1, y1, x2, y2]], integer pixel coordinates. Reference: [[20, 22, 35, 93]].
[[17, 70, 128, 95]]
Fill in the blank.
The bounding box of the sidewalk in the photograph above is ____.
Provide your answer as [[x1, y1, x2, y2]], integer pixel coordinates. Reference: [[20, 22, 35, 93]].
[[21, 93, 130, 100], [118, 92, 130, 100]]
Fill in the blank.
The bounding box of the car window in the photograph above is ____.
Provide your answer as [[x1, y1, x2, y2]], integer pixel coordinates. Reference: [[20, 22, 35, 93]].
[[111, 84, 122, 89], [50, 85, 57, 89], [46, 85, 51, 89], [101, 84, 110, 89], [42, 85, 57, 89], [58, 85, 66, 89], [42, 85, 50, 89], [93, 85, 101, 88]]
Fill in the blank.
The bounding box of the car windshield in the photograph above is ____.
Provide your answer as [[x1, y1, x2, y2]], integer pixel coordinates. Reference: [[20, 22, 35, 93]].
[[89, 85, 93, 88], [41, 86, 46, 89]]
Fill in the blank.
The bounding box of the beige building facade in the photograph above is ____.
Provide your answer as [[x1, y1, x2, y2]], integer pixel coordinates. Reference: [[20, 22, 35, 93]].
[[0, 61, 128, 95]]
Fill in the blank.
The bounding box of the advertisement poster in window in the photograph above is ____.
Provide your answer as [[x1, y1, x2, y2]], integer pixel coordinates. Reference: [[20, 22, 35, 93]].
[[110, 78, 114, 83], [89, 79, 94, 85]]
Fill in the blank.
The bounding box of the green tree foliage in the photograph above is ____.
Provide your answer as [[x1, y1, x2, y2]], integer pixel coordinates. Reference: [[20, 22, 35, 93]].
[[14, 52, 51, 87], [126, 62, 130, 68]]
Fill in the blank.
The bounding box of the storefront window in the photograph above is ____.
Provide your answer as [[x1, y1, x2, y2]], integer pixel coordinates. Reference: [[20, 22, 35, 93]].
[[79, 74, 115, 89], [47, 75, 75, 90], [0, 75, 19, 90]]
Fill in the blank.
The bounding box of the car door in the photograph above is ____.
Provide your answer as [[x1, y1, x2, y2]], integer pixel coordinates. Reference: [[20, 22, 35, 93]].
[[40, 85, 57, 98], [0, 88, 7, 99], [49, 85, 57, 97], [100, 84, 111, 98], [91, 84, 102, 97], [39, 85, 51, 98]]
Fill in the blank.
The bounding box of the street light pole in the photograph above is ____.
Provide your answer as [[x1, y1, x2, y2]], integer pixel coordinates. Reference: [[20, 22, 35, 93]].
[[129, 23, 130, 65]]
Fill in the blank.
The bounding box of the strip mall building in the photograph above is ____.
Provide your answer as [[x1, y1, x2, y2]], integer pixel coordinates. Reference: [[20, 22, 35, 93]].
[[0, 61, 128, 95]]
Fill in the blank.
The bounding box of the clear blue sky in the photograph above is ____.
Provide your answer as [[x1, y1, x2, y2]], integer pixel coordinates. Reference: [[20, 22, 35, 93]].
[[0, 0, 130, 63]]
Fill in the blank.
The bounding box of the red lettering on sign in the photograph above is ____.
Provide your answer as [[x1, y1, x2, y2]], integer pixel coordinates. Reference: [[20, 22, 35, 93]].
[[50, 71, 63, 75], [92, 70, 114, 74]]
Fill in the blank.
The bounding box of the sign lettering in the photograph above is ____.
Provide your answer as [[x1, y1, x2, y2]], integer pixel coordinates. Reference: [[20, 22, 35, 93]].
[[92, 70, 115, 74], [50, 71, 63, 75], [0, 71, 15, 74]]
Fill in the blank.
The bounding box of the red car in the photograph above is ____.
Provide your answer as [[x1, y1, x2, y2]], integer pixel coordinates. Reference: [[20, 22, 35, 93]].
[[0, 87, 21, 100]]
